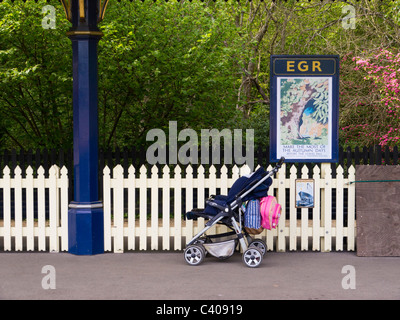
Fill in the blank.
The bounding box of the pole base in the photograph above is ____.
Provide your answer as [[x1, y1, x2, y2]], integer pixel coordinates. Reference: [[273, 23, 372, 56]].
[[68, 202, 104, 255]]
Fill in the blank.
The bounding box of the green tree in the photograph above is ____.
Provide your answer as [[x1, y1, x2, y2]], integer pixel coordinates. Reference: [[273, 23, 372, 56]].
[[0, 0, 244, 150], [98, 0, 243, 148], [1, 0, 399, 152], [0, 0, 72, 150]]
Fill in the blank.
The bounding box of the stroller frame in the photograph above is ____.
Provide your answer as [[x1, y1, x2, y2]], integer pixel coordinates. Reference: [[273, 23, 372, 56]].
[[184, 157, 285, 267]]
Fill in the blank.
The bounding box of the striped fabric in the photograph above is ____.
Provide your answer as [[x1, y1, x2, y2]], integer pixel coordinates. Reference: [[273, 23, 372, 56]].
[[244, 199, 261, 229]]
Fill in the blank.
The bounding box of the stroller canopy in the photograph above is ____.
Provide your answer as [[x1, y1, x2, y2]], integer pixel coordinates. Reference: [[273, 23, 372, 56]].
[[227, 167, 272, 203], [203, 167, 273, 216]]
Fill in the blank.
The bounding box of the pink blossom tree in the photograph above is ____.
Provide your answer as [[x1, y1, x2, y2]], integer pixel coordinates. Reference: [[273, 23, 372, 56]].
[[340, 49, 400, 149]]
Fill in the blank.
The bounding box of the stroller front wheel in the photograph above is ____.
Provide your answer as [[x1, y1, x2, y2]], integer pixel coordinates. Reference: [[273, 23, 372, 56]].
[[243, 247, 263, 268], [184, 245, 205, 266]]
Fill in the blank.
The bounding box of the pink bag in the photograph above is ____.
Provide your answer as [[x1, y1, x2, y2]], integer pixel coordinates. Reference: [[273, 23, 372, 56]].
[[260, 196, 282, 230]]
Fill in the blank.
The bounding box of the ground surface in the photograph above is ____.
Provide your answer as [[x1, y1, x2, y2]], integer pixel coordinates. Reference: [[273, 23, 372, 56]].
[[0, 251, 399, 300]]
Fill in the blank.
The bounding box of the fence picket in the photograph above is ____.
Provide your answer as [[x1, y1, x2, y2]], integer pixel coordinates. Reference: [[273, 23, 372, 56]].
[[208, 165, 217, 197], [322, 165, 332, 252], [150, 165, 159, 250], [60, 166, 69, 251], [347, 166, 356, 251], [220, 165, 229, 195], [173, 165, 182, 250], [301, 165, 309, 251], [37, 166, 46, 251], [265, 165, 275, 250], [231, 165, 240, 182], [289, 165, 297, 251], [49, 165, 59, 252], [185, 165, 194, 246], [196, 165, 205, 234], [14, 166, 23, 251], [127, 165, 136, 250], [208, 165, 217, 236], [161, 165, 170, 250], [336, 166, 344, 251], [3, 166, 11, 251], [139, 165, 147, 250], [312, 165, 321, 251], [113, 165, 124, 253], [103, 166, 112, 251], [277, 163, 286, 252], [26, 166, 35, 251], [219, 166, 229, 235]]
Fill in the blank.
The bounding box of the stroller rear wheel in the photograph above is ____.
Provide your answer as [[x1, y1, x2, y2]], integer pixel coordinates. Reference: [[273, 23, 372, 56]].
[[184, 245, 205, 266], [249, 239, 267, 256], [242, 247, 263, 268]]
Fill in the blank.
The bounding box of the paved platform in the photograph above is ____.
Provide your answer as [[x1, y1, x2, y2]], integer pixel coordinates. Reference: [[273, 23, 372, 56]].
[[0, 251, 399, 300]]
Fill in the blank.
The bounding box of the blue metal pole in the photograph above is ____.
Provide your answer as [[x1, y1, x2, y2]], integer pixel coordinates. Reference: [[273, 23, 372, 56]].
[[66, 1, 104, 255], [68, 34, 103, 255]]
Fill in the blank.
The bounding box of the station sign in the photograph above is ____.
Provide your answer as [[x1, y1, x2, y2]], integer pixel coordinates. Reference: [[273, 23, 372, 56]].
[[270, 55, 339, 163]]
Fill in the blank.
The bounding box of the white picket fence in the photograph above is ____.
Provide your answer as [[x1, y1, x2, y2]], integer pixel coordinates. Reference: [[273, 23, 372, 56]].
[[0, 165, 69, 252], [103, 163, 356, 253], [0, 163, 356, 253]]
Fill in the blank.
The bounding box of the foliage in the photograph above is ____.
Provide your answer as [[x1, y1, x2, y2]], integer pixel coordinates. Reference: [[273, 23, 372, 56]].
[[0, 0, 400, 152], [0, 0, 72, 150], [98, 0, 243, 148], [0, 0, 244, 150], [340, 49, 400, 148]]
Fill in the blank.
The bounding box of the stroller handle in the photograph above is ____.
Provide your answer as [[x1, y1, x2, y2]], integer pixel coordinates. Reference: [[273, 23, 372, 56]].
[[277, 157, 285, 168]]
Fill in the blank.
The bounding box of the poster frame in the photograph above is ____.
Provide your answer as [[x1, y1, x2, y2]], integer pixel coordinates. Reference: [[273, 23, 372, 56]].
[[295, 179, 315, 209], [270, 55, 339, 163]]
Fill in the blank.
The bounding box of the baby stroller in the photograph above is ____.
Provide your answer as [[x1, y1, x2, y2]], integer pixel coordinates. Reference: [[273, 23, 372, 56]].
[[184, 157, 285, 268]]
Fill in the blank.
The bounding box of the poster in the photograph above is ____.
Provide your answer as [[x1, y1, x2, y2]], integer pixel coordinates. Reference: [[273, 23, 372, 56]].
[[295, 179, 315, 208], [277, 77, 332, 160], [270, 56, 339, 163]]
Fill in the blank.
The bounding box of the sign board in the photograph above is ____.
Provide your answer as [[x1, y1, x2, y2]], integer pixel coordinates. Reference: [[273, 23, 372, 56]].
[[270, 55, 339, 162], [295, 179, 315, 208]]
